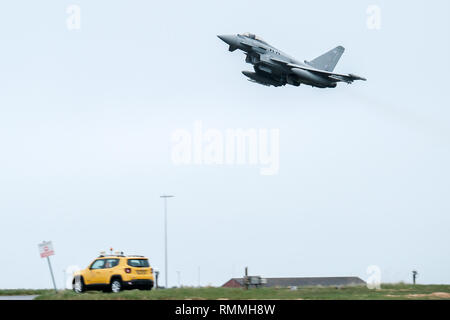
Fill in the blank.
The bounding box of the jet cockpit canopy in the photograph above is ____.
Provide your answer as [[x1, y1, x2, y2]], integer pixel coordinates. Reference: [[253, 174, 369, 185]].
[[240, 32, 267, 44]]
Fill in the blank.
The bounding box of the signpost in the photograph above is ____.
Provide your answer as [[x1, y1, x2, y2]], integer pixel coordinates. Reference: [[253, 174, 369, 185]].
[[38, 241, 57, 292], [412, 270, 419, 285]]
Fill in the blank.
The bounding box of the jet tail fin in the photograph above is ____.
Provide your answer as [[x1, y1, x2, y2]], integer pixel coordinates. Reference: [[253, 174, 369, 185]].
[[306, 46, 345, 72]]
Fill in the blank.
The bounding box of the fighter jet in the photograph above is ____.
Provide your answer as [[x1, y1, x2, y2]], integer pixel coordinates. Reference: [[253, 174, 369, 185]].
[[218, 33, 366, 88]]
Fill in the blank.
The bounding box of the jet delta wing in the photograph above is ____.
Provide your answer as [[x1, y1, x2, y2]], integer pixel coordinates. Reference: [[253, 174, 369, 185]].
[[270, 57, 367, 84]]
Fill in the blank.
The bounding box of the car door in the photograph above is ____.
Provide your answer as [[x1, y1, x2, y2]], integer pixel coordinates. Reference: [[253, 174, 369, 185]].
[[86, 259, 106, 284], [127, 258, 152, 280], [103, 259, 120, 283]]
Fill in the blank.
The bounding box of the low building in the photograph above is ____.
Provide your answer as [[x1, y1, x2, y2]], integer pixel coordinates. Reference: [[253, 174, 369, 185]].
[[222, 276, 365, 288]]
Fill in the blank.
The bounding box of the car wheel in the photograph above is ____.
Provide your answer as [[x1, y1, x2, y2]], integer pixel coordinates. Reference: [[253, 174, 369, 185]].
[[73, 277, 85, 293], [111, 279, 122, 293]]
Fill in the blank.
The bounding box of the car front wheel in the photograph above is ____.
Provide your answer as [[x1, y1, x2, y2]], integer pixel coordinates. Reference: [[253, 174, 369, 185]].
[[73, 277, 85, 293], [111, 279, 122, 293]]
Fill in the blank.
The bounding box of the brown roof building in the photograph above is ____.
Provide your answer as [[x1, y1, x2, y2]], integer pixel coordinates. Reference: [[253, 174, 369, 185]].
[[222, 276, 365, 288]]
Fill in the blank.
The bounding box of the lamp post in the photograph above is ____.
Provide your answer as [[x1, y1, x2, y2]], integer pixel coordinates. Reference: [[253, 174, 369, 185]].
[[160, 195, 174, 288]]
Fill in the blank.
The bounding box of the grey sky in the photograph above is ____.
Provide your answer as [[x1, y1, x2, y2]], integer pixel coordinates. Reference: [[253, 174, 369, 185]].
[[0, 1, 449, 288]]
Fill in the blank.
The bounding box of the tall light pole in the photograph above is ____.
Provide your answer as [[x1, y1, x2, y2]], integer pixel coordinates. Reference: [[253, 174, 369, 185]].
[[160, 195, 174, 288], [177, 270, 181, 288]]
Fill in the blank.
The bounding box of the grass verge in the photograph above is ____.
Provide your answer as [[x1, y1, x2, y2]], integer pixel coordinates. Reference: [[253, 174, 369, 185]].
[[34, 284, 450, 300]]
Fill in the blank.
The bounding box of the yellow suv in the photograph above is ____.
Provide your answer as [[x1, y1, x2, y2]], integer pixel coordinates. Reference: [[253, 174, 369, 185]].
[[73, 254, 155, 293]]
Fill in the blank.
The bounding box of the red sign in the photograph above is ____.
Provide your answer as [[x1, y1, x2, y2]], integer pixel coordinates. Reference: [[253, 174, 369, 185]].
[[38, 241, 55, 258]]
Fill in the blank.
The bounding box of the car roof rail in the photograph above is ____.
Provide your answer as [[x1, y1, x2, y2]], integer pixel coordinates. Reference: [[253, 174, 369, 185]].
[[98, 254, 125, 257]]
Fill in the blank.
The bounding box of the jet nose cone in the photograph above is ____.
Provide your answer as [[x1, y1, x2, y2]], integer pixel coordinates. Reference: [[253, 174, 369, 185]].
[[217, 34, 235, 45]]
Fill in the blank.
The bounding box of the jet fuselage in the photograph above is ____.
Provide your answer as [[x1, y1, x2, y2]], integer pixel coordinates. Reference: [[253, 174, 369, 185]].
[[218, 33, 366, 88]]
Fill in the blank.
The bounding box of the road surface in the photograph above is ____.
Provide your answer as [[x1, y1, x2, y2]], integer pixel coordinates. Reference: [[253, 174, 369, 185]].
[[0, 295, 37, 300]]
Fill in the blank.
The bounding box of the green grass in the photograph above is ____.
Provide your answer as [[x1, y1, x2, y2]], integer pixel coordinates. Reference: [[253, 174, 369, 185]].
[[34, 284, 450, 300]]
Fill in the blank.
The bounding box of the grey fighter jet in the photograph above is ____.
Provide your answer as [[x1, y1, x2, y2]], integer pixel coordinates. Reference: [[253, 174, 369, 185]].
[[218, 33, 366, 88]]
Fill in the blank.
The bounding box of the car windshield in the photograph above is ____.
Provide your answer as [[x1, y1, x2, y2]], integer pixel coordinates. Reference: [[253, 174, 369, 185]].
[[127, 259, 150, 267], [90, 259, 106, 269]]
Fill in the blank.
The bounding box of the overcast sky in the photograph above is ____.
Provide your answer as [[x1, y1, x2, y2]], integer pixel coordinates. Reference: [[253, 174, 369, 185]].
[[1, 1, 449, 289]]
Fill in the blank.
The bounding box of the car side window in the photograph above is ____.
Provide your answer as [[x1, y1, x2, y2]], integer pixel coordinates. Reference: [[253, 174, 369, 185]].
[[104, 259, 119, 269], [90, 259, 106, 269]]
